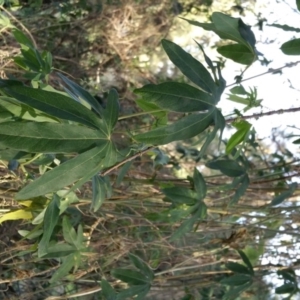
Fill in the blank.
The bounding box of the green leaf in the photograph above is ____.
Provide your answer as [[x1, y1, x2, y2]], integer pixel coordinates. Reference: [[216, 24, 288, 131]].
[[134, 109, 214, 145], [135, 82, 214, 112], [226, 262, 252, 275], [297, 0, 300, 11], [238, 19, 256, 49], [0, 82, 104, 131], [230, 174, 249, 205], [91, 175, 106, 212], [281, 38, 300, 55], [162, 187, 198, 205], [42, 243, 77, 258], [50, 253, 77, 283], [116, 161, 133, 187], [16, 144, 108, 200], [270, 182, 298, 206], [103, 88, 119, 134], [12, 28, 34, 49], [278, 269, 297, 283], [117, 284, 151, 299], [217, 44, 255, 65], [57, 73, 103, 116], [129, 254, 154, 281], [0, 122, 106, 153], [221, 274, 252, 286], [275, 283, 297, 294], [101, 279, 117, 300], [226, 121, 251, 154], [111, 269, 149, 285], [193, 168, 207, 200], [0, 96, 59, 122], [38, 194, 60, 257], [206, 159, 245, 177], [170, 204, 206, 241], [161, 39, 216, 94], [268, 23, 300, 33], [63, 215, 78, 246], [237, 250, 254, 275]]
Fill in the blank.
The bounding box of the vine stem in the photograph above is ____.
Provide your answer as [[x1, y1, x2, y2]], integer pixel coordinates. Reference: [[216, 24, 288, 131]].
[[226, 60, 300, 88], [225, 106, 300, 123]]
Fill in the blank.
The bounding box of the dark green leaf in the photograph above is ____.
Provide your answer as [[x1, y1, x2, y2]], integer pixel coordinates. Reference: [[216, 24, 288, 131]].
[[217, 44, 255, 65], [134, 109, 214, 145], [49, 253, 76, 283], [297, 0, 300, 11], [237, 250, 254, 275], [0, 122, 106, 153], [0, 82, 104, 130], [170, 204, 206, 241], [162, 187, 198, 205], [38, 194, 60, 257], [230, 174, 249, 205], [116, 161, 133, 187], [111, 269, 149, 285], [135, 82, 214, 112], [238, 19, 256, 49], [12, 28, 34, 48], [16, 144, 108, 200], [103, 88, 119, 134], [161, 39, 216, 94], [292, 138, 300, 144], [206, 159, 245, 177], [62, 215, 77, 246], [275, 283, 297, 294], [57, 73, 103, 116], [129, 254, 154, 281], [91, 175, 106, 212], [278, 269, 297, 283], [281, 38, 300, 55], [101, 279, 117, 300], [221, 274, 252, 286], [270, 182, 298, 206], [268, 23, 300, 33], [117, 284, 151, 299], [193, 168, 207, 200], [42, 243, 77, 258], [226, 262, 252, 275]]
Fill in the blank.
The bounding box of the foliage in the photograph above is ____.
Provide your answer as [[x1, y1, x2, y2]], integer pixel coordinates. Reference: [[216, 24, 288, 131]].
[[0, 1, 300, 299]]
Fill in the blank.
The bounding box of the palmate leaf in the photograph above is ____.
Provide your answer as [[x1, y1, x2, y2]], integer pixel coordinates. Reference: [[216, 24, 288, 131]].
[[16, 143, 109, 200], [161, 39, 216, 94], [134, 109, 214, 145], [0, 122, 107, 153], [0, 80, 104, 131], [135, 82, 214, 112]]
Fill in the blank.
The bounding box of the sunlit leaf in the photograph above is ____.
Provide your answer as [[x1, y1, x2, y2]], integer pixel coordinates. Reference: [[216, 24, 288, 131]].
[[0, 209, 32, 224], [226, 121, 251, 154]]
